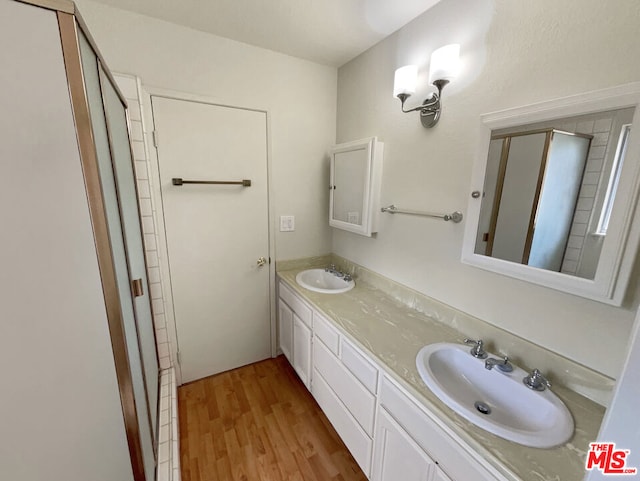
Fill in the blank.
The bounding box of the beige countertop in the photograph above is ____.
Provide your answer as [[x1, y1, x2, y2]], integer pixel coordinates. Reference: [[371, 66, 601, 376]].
[[277, 267, 605, 481]]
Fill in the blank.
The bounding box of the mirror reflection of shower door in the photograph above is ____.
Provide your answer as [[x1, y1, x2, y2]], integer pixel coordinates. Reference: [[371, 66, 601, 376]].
[[528, 132, 591, 270], [487, 129, 591, 271]]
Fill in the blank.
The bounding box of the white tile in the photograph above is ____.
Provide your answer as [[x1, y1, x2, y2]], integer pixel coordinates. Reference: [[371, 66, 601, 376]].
[[576, 120, 594, 133], [157, 461, 170, 481], [152, 297, 165, 314], [158, 441, 170, 464], [564, 247, 581, 261], [137, 179, 151, 198], [160, 355, 172, 370], [150, 282, 163, 299], [160, 407, 170, 427], [582, 172, 601, 185], [144, 232, 157, 250], [128, 102, 142, 122], [567, 235, 584, 249], [158, 342, 170, 358], [160, 423, 170, 443], [594, 117, 613, 133], [139, 198, 153, 217], [572, 210, 591, 224], [135, 160, 148, 180], [561, 259, 578, 274], [591, 132, 610, 147], [172, 439, 179, 463], [588, 145, 606, 160], [173, 467, 182, 481], [579, 184, 597, 198], [576, 197, 594, 211], [148, 266, 161, 284], [160, 382, 170, 400], [141, 215, 156, 234], [129, 120, 144, 142], [570, 222, 588, 236], [146, 249, 159, 268], [154, 313, 167, 330], [131, 140, 146, 161], [561, 121, 578, 133], [586, 157, 604, 173], [156, 328, 169, 344]]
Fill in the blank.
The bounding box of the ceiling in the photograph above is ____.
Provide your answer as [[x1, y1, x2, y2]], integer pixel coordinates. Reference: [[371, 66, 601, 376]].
[[90, 0, 442, 66]]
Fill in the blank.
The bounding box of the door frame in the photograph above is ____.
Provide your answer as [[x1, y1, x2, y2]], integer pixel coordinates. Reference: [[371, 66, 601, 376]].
[[141, 87, 277, 385]]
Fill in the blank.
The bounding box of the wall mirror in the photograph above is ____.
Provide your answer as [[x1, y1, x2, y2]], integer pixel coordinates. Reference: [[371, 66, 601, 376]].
[[329, 137, 383, 237], [462, 83, 640, 305]]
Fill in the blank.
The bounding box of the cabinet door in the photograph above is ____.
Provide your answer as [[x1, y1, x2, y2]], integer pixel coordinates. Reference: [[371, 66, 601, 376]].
[[278, 300, 293, 362], [293, 314, 312, 388], [372, 409, 439, 481]]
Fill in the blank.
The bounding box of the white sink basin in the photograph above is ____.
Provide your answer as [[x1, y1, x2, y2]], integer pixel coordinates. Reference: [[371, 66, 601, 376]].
[[295, 268, 355, 294], [416, 343, 574, 448]]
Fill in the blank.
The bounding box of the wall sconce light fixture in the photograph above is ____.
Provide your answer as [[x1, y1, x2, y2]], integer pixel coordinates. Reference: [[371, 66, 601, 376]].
[[393, 44, 460, 128]]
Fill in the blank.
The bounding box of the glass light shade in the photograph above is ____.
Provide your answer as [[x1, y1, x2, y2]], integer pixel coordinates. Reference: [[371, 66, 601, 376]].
[[428, 44, 460, 84], [393, 65, 418, 97]]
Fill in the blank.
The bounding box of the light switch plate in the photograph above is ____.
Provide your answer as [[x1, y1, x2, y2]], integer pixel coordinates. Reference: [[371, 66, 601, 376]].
[[280, 215, 295, 232]]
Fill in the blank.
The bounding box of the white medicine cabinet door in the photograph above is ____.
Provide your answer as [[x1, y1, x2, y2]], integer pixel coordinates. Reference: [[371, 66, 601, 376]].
[[372, 409, 446, 481], [329, 137, 383, 237]]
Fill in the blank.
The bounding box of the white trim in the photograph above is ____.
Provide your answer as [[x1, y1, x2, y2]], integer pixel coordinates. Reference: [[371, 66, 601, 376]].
[[462, 82, 640, 306], [140, 85, 277, 384]]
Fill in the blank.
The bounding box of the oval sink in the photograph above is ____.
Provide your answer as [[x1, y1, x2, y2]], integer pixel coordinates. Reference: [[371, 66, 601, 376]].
[[295, 268, 355, 294], [416, 343, 574, 448]]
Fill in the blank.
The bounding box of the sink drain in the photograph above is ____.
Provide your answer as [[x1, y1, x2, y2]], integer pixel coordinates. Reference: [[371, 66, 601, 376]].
[[474, 401, 491, 415]]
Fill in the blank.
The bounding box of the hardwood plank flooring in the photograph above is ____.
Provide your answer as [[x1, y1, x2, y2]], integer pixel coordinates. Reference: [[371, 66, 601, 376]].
[[179, 356, 368, 481]]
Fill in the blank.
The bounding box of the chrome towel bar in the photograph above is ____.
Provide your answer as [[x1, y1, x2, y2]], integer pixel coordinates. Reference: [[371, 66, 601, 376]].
[[381, 204, 463, 223], [172, 178, 251, 187]]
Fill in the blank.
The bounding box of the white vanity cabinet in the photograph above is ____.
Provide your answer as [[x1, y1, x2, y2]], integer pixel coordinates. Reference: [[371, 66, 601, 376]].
[[277, 279, 506, 481], [376, 377, 502, 481], [312, 312, 379, 476], [278, 282, 313, 388], [373, 409, 451, 481]]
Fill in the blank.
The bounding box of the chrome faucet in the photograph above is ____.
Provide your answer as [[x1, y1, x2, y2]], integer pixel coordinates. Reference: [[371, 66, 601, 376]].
[[523, 369, 552, 391], [485, 356, 513, 372], [463, 338, 488, 359], [325, 264, 337, 274]]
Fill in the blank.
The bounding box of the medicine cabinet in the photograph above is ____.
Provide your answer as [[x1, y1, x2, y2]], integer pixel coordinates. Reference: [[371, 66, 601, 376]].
[[329, 137, 384, 237], [462, 83, 640, 305]]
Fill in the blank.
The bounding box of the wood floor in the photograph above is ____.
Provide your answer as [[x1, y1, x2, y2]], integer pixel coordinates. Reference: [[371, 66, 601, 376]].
[[178, 356, 368, 481]]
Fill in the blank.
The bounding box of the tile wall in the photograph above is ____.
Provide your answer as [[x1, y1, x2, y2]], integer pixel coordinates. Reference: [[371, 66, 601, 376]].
[[113, 73, 180, 481]]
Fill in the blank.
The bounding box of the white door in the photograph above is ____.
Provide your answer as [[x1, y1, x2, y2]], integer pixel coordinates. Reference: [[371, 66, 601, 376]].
[[151, 96, 271, 383]]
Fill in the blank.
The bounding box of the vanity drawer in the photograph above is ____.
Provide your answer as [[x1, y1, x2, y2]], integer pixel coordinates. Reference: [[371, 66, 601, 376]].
[[279, 281, 312, 328], [312, 368, 372, 477], [341, 338, 378, 394], [313, 311, 340, 355], [314, 340, 376, 436], [379, 377, 501, 481]]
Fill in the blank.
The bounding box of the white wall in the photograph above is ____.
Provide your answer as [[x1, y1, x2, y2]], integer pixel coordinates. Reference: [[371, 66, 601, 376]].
[[75, 0, 336, 261], [334, 0, 640, 379]]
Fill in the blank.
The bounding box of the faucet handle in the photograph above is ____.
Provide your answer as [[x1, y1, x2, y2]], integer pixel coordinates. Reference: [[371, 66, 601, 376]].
[[464, 338, 488, 359], [523, 369, 551, 391]]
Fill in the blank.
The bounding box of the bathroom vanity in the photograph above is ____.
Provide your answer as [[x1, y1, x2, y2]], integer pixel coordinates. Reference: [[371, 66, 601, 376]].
[[277, 260, 605, 481]]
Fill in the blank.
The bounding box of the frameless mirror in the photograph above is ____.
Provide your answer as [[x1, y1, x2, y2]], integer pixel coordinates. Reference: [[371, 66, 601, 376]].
[[329, 137, 383, 237], [463, 84, 640, 305]]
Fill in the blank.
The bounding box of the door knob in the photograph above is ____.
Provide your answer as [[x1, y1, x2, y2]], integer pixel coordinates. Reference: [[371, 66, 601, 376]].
[[257, 256, 267, 267]]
